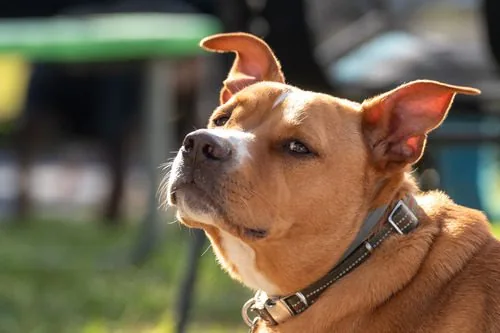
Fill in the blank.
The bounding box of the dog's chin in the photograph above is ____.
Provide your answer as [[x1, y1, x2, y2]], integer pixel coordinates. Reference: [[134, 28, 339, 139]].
[[172, 184, 268, 240]]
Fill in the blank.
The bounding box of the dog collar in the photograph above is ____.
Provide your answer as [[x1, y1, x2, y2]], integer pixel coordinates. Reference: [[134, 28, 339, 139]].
[[242, 195, 421, 329]]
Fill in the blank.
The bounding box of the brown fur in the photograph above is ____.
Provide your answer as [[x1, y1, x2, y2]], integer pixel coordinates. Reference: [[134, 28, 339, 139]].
[[167, 33, 500, 332]]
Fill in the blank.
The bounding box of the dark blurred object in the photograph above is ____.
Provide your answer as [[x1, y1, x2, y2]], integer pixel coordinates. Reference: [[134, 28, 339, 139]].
[[175, 229, 206, 333], [317, 1, 500, 212], [216, 0, 334, 94], [8, 0, 213, 224], [483, 0, 500, 69], [13, 63, 141, 223], [1, 0, 84, 18]]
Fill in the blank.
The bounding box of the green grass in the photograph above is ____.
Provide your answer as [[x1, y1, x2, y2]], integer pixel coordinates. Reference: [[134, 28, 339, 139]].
[[492, 223, 500, 238], [0, 220, 250, 333]]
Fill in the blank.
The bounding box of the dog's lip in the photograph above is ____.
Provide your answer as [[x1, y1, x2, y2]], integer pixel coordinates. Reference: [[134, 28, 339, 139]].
[[169, 181, 191, 205], [169, 178, 198, 205], [243, 228, 268, 239], [171, 181, 268, 240]]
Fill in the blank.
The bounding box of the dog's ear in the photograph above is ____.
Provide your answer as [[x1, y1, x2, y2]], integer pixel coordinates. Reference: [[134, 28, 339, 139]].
[[362, 80, 480, 170], [200, 32, 285, 104]]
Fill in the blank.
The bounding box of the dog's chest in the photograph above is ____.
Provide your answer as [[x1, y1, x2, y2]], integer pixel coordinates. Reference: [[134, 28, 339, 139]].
[[218, 230, 279, 294]]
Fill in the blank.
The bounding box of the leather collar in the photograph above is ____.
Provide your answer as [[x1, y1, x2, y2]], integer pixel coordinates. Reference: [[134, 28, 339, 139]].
[[242, 195, 422, 328]]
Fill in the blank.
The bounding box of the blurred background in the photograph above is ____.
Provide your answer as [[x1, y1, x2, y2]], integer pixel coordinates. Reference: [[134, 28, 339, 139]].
[[0, 0, 499, 332]]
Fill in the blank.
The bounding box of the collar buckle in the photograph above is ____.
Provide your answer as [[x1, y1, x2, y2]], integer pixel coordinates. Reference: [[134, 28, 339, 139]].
[[257, 291, 293, 325], [264, 297, 294, 324], [387, 199, 417, 235], [295, 291, 308, 307], [242, 298, 258, 327], [243, 290, 296, 326]]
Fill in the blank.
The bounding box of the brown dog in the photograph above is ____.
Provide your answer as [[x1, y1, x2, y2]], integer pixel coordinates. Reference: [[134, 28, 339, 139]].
[[164, 32, 500, 333]]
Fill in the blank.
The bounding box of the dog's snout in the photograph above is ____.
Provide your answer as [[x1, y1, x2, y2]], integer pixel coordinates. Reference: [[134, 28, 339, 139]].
[[182, 130, 232, 161]]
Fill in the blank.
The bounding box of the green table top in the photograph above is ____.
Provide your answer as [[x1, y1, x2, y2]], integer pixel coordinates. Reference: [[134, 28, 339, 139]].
[[0, 13, 222, 62]]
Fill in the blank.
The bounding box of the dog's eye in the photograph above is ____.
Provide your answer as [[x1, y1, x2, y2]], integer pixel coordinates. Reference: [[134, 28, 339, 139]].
[[213, 115, 230, 127], [286, 140, 311, 155]]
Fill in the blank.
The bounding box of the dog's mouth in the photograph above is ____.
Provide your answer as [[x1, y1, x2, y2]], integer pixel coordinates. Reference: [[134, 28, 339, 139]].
[[242, 228, 267, 239], [170, 181, 268, 240]]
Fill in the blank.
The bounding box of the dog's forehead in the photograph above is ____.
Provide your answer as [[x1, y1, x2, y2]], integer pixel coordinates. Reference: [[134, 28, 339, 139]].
[[273, 89, 361, 128], [271, 88, 294, 109], [278, 89, 318, 124], [224, 82, 362, 131], [245, 82, 320, 119]]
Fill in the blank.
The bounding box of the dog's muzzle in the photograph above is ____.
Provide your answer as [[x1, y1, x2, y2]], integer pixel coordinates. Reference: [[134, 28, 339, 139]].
[[168, 129, 234, 204], [182, 129, 233, 162]]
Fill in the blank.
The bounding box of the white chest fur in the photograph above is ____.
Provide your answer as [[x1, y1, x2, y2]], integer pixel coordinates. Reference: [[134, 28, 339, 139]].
[[218, 230, 280, 295]]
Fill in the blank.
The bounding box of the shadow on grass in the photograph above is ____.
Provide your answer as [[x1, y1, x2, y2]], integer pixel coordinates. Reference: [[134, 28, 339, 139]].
[[0, 220, 250, 333]]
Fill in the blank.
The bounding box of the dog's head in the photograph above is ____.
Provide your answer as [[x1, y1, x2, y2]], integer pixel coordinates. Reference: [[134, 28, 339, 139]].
[[165, 33, 480, 295]]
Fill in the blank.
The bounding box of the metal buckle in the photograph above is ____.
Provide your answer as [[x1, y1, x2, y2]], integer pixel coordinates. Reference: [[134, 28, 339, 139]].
[[248, 290, 294, 325], [388, 200, 416, 235], [264, 298, 294, 324], [295, 291, 308, 307], [244, 290, 308, 327], [242, 298, 258, 327]]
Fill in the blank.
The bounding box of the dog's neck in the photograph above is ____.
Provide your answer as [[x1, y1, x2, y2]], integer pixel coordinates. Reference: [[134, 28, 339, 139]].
[[369, 169, 420, 210], [215, 170, 421, 294], [255, 178, 491, 333], [207, 170, 430, 332], [244, 171, 422, 326], [250, 174, 434, 332]]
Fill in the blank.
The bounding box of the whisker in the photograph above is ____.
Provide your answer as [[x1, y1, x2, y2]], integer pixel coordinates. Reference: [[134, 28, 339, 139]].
[[167, 218, 178, 225], [201, 244, 212, 257], [157, 173, 173, 209], [158, 161, 174, 171]]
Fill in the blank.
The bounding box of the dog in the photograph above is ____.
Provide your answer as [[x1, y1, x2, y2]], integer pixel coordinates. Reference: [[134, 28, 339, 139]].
[[164, 32, 500, 333]]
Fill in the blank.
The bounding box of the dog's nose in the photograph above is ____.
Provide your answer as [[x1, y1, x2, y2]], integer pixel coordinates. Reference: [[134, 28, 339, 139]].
[[182, 129, 232, 161]]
